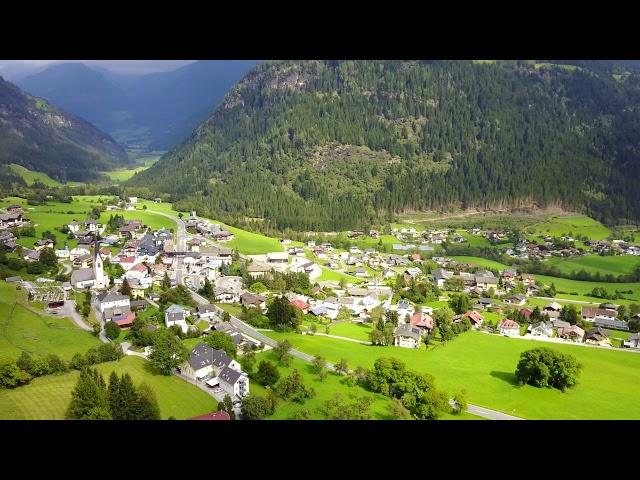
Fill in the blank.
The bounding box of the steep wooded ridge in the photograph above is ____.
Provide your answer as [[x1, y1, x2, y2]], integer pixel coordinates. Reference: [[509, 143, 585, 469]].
[[0, 76, 129, 182], [129, 60, 640, 230]]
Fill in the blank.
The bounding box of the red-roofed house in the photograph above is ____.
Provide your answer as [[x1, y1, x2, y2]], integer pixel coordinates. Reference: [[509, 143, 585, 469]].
[[115, 255, 136, 271], [99, 248, 112, 260], [462, 310, 484, 327], [498, 318, 520, 337], [410, 311, 434, 333], [289, 299, 310, 313], [113, 312, 136, 328], [190, 411, 231, 421]]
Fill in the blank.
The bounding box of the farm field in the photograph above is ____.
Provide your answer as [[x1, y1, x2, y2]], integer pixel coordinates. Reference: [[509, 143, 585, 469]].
[[546, 255, 640, 277], [327, 322, 373, 341], [263, 329, 640, 419], [526, 215, 611, 240], [534, 274, 640, 304], [450, 256, 512, 271], [7, 164, 84, 187], [318, 266, 365, 284], [0, 281, 101, 361], [0, 356, 218, 420]]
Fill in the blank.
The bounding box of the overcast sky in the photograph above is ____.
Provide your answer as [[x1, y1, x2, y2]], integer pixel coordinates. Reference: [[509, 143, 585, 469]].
[[0, 60, 197, 80]]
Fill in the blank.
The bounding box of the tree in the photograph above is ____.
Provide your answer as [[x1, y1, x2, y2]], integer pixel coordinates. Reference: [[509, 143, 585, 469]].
[[66, 368, 110, 420], [323, 394, 372, 420], [452, 389, 468, 414], [249, 282, 268, 293], [134, 382, 161, 420], [515, 347, 582, 392], [336, 307, 352, 321], [434, 306, 455, 342], [618, 304, 629, 321], [277, 369, 315, 403], [369, 305, 384, 324], [16, 351, 34, 375], [241, 394, 276, 420], [149, 329, 188, 375], [39, 247, 58, 269], [255, 360, 280, 387], [222, 394, 236, 420], [114, 373, 139, 420], [267, 295, 298, 330], [240, 350, 256, 375], [104, 321, 121, 340], [449, 293, 471, 315], [199, 277, 214, 299], [161, 271, 171, 291], [312, 355, 327, 380], [335, 358, 349, 375], [292, 408, 312, 420], [204, 331, 237, 358], [223, 311, 231, 322], [273, 340, 293, 367], [0, 357, 31, 388], [388, 398, 412, 420], [339, 277, 348, 290], [107, 371, 122, 419], [384, 309, 399, 326], [120, 278, 132, 297], [560, 305, 579, 325]]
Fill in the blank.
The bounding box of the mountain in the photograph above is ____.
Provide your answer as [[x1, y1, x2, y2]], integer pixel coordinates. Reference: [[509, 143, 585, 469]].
[[0, 76, 129, 182], [18, 60, 259, 151], [128, 60, 640, 231]]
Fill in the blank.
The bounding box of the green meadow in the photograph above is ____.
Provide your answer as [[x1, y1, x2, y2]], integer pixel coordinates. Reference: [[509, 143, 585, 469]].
[[0, 281, 101, 360], [102, 154, 161, 182], [7, 164, 84, 188], [263, 329, 640, 419], [546, 255, 640, 277], [326, 322, 373, 341], [527, 215, 611, 240], [0, 356, 218, 420]]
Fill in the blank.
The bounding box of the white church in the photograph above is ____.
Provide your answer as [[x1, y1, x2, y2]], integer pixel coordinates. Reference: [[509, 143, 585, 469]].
[[70, 238, 109, 290]]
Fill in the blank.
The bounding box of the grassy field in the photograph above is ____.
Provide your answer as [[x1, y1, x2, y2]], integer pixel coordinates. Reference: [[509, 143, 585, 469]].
[[0, 356, 218, 419], [546, 255, 640, 277], [0, 281, 101, 361], [449, 256, 513, 271], [102, 154, 160, 182], [534, 274, 640, 303], [456, 230, 493, 248], [214, 303, 243, 317], [527, 215, 611, 240], [262, 329, 640, 419], [0, 196, 115, 249], [7, 164, 84, 187], [222, 225, 285, 254], [98, 209, 176, 231], [327, 322, 373, 341], [318, 266, 365, 284]]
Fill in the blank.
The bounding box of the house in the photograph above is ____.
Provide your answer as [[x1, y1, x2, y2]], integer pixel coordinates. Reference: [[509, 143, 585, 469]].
[[125, 263, 150, 281], [34, 239, 54, 251], [0, 212, 25, 227], [528, 321, 553, 337], [98, 291, 130, 313], [181, 344, 247, 397], [128, 280, 147, 299], [498, 318, 520, 336], [459, 310, 484, 328], [354, 267, 368, 277], [69, 247, 91, 260], [197, 304, 219, 320], [289, 299, 310, 313], [557, 325, 585, 343], [240, 292, 267, 310], [190, 411, 231, 421], [519, 308, 533, 320], [585, 327, 611, 346], [110, 311, 136, 328], [84, 219, 100, 232], [593, 317, 629, 330], [218, 366, 250, 398], [4, 276, 22, 283], [505, 293, 526, 305], [623, 333, 640, 349], [475, 274, 499, 290], [214, 287, 240, 304], [474, 297, 493, 309], [409, 311, 434, 333], [544, 302, 562, 313], [247, 262, 272, 279], [581, 307, 619, 323], [70, 243, 108, 290], [267, 252, 289, 263], [393, 324, 422, 349], [432, 268, 453, 287], [396, 299, 415, 320], [309, 305, 328, 317], [165, 304, 190, 334]]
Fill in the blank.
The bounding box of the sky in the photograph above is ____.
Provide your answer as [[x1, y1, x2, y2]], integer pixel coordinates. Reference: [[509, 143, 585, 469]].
[[0, 60, 197, 80]]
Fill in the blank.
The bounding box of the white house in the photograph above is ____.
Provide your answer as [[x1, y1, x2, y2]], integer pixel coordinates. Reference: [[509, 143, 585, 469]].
[[97, 291, 130, 313], [69, 247, 91, 260], [498, 319, 520, 336], [165, 304, 190, 334], [266, 252, 289, 264], [181, 344, 247, 398], [129, 196, 138, 204], [528, 320, 553, 337], [55, 247, 70, 259], [196, 304, 219, 320], [393, 324, 422, 349], [218, 366, 249, 398]]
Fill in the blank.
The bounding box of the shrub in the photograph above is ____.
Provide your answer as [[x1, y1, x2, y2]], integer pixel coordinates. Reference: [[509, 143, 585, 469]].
[[104, 321, 121, 341], [515, 347, 581, 392]]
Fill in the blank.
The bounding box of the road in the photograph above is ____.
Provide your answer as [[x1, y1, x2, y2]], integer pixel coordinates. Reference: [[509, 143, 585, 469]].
[[153, 208, 525, 420], [59, 301, 92, 331], [533, 296, 601, 306]]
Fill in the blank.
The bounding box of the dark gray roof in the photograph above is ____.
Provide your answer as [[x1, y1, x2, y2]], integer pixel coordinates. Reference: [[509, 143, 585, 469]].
[[98, 291, 129, 303], [4, 276, 22, 282], [241, 292, 266, 305], [197, 304, 217, 313], [218, 365, 243, 385], [188, 343, 232, 371], [394, 324, 422, 341], [71, 268, 95, 283]]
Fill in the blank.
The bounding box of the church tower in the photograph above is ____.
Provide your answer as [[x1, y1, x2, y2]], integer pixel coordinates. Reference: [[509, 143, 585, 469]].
[[93, 234, 107, 289]]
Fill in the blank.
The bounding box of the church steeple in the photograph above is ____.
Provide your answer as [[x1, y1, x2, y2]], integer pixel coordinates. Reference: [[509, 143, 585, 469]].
[[93, 232, 106, 289]]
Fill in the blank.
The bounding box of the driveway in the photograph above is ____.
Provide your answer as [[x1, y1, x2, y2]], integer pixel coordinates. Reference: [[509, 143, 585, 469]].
[[59, 301, 92, 331]]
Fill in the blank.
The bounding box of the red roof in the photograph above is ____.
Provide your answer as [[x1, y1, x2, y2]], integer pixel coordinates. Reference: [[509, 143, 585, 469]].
[[289, 299, 310, 310], [131, 264, 148, 273], [190, 411, 231, 421], [114, 312, 135, 328], [118, 255, 136, 263], [499, 318, 519, 329], [463, 310, 484, 324], [519, 308, 533, 318], [410, 312, 434, 329], [410, 253, 422, 261], [100, 248, 111, 255]]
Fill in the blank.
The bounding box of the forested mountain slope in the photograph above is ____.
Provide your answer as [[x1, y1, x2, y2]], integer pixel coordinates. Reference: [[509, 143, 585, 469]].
[[0, 76, 129, 182], [129, 60, 640, 230]]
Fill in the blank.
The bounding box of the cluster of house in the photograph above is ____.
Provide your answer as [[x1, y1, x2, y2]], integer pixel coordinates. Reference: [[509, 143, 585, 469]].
[[390, 226, 462, 245], [0, 206, 27, 229], [394, 308, 485, 348], [584, 239, 640, 256], [185, 214, 234, 242], [504, 239, 581, 260]]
